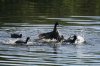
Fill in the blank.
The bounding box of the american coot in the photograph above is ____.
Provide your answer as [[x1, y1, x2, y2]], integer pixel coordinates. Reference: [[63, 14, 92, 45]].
[[15, 37, 30, 44], [39, 22, 63, 42], [11, 33, 22, 38]]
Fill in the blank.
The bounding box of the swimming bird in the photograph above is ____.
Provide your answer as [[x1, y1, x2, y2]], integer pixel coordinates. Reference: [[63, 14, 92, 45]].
[[64, 35, 85, 44], [38, 22, 63, 42], [15, 37, 30, 44], [11, 33, 22, 38]]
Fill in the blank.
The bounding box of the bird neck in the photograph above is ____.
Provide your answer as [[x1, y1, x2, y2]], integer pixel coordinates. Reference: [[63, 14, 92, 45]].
[[53, 24, 57, 32], [25, 38, 29, 43], [72, 36, 77, 43]]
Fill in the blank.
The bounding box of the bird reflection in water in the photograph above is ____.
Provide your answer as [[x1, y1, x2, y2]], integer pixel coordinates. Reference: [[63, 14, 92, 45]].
[[48, 43, 60, 54]]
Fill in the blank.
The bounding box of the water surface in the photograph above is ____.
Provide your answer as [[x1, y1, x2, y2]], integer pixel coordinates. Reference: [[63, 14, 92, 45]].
[[0, 16, 100, 66]]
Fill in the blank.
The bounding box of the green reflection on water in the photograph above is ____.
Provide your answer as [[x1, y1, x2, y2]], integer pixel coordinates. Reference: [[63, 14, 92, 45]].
[[0, 0, 100, 24]]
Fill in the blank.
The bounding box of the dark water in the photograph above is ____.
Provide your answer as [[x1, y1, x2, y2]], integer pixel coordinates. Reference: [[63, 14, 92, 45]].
[[0, 16, 100, 66]]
